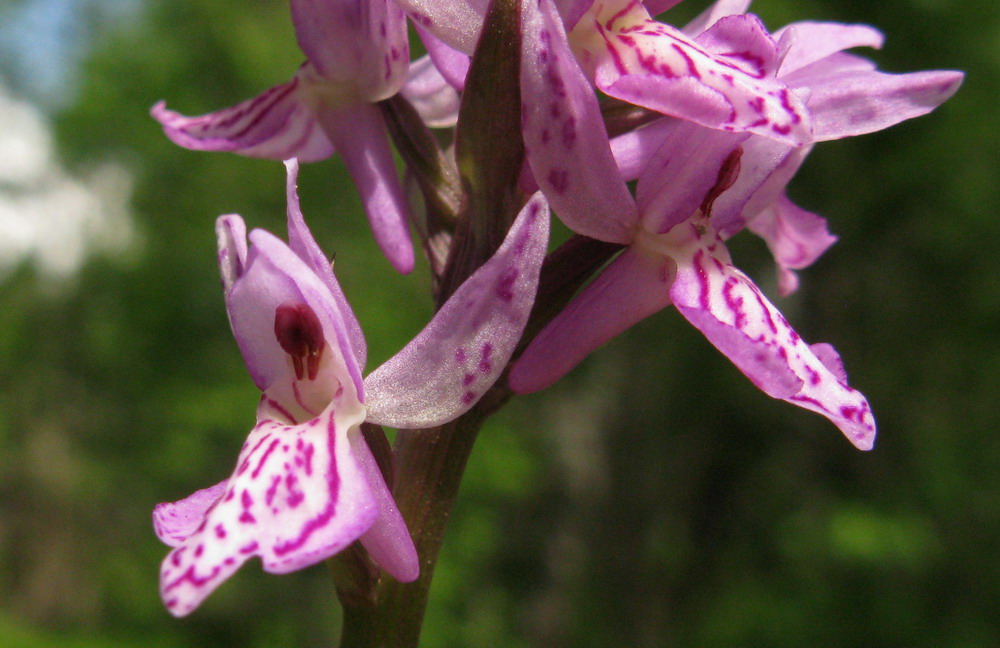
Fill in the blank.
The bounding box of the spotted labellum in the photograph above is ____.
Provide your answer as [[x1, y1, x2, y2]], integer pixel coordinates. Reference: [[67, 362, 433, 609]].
[[153, 160, 549, 616]]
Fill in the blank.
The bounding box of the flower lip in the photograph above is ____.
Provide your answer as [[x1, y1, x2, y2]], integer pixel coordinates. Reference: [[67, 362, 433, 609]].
[[275, 302, 326, 381]]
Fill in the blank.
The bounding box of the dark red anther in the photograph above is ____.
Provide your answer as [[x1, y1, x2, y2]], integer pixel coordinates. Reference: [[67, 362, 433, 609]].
[[700, 146, 743, 216], [274, 302, 325, 381]]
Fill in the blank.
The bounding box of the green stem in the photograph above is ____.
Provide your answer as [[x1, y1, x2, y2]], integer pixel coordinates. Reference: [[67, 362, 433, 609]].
[[338, 393, 502, 647]]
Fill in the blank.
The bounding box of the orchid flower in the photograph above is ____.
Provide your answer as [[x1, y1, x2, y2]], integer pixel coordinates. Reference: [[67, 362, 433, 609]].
[[608, 1, 964, 293], [511, 124, 878, 450], [152, 0, 417, 272], [509, 3, 962, 438], [154, 159, 550, 616], [512, 3, 960, 446]]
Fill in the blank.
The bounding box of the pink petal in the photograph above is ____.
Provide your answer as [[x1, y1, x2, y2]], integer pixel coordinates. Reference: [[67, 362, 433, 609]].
[[158, 404, 377, 616], [510, 246, 674, 393], [353, 434, 419, 582], [415, 25, 470, 92], [392, 0, 489, 55], [774, 22, 884, 76], [521, 0, 638, 243], [401, 54, 462, 128], [364, 193, 551, 427], [609, 117, 679, 182], [151, 75, 334, 163], [315, 102, 415, 274], [283, 159, 368, 382], [290, 0, 409, 100], [225, 228, 362, 411], [154, 482, 227, 548], [746, 194, 838, 297], [793, 68, 964, 141], [681, 0, 751, 36], [575, 6, 811, 145], [810, 342, 848, 383], [786, 51, 878, 79], [668, 224, 876, 450]]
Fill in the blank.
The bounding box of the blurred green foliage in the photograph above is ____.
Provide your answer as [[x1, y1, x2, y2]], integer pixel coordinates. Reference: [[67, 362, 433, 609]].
[[0, 0, 997, 646]]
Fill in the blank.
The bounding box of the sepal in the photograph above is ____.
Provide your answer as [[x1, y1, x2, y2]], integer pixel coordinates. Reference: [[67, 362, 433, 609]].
[[521, 0, 638, 244], [365, 193, 550, 427]]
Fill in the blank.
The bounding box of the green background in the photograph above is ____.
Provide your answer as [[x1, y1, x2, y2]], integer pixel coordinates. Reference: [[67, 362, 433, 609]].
[[0, 0, 996, 646]]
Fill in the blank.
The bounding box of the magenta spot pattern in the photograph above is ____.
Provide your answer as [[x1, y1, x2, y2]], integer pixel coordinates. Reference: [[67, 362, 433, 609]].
[[156, 408, 374, 616], [669, 223, 876, 449], [576, 2, 810, 143]]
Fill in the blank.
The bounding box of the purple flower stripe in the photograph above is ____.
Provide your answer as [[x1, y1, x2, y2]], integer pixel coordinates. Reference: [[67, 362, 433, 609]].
[[669, 225, 875, 450], [151, 76, 335, 163], [156, 407, 377, 616], [576, 6, 811, 144]]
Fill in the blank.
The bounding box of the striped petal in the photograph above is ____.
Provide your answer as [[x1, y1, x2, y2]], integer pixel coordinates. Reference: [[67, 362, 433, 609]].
[[570, 5, 810, 144], [157, 403, 376, 616], [666, 222, 875, 450], [151, 73, 334, 163]]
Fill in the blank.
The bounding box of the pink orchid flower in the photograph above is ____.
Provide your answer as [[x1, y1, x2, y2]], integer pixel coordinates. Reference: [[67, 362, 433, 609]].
[[154, 159, 550, 616]]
